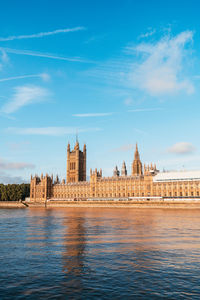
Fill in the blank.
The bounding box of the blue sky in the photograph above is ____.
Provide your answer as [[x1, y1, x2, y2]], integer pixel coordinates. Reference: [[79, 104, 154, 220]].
[[1, 0, 200, 183]]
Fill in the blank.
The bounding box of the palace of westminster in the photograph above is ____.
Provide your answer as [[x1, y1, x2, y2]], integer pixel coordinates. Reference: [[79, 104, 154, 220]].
[[30, 141, 200, 202]]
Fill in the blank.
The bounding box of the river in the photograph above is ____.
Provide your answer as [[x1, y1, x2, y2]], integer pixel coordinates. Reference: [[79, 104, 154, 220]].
[[0, 207, 200, 299]]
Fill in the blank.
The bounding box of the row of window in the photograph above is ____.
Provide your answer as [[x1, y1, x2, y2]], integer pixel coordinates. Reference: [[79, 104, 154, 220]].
[[53, 190, 200, 198], [70, 162, 76, 170]]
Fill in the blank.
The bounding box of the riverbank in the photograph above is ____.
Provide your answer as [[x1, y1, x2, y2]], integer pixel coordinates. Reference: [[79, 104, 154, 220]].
[[2, 200, 200, 209], [28, 199, 200, 209], [46, 200, 200, 209], [0, 201, 27, 208]]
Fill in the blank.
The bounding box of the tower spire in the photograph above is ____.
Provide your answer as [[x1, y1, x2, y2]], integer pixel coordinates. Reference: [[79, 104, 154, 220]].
[[76, 129, 78, 143], [134, 143, 140, 160], [132, 143, 143, 176], [74, 129, 79, 150]]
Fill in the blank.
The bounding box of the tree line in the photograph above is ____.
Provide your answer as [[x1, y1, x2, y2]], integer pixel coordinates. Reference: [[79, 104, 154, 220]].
[[0, 184, 30, 201]]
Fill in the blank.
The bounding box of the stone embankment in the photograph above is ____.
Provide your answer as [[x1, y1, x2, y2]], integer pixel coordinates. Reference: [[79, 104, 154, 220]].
[[0, 201, 27, 208], [27, 199, 200, 209], [2, 200, 200, 209]]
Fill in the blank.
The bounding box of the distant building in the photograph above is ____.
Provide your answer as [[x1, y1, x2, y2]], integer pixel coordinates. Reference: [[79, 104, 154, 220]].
[[30, 142, 200, 202]]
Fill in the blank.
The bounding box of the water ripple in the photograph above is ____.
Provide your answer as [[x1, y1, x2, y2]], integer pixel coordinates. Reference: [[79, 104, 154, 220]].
[[0, 208, 200, 299]]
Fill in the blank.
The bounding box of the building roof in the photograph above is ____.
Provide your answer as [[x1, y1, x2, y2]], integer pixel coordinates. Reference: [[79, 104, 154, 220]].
[[153, 170, 200, 182]]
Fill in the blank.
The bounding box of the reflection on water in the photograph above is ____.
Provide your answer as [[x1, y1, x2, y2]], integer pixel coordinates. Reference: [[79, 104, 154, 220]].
[[0, 208, 200, 299]]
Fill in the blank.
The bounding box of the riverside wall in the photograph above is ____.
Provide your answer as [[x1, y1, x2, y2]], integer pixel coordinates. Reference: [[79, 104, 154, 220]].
[[27, 199, 200, 209], [2, 200, 200, 209], [0, 201, 27, 208]]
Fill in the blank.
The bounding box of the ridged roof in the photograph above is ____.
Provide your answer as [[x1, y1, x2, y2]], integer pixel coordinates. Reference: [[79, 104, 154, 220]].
[[153, 170, 200, 182]]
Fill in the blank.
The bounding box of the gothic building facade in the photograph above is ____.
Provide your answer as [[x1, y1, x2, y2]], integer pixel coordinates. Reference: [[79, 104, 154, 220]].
[[30, 141, 200, 202]]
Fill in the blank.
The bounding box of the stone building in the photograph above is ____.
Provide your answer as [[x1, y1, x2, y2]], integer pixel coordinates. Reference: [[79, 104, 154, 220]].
[[30, 142, 200, 202], [67, 140, 86, 183]]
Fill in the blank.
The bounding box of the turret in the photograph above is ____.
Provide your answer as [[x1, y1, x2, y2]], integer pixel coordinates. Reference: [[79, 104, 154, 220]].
[[90, 168, 102, 179], [132, 143, 143, 176], [113, 166, 120, 177], [121, 161, 127, 176], [134, 143, 140, 160], [55, 175, 59, 184], [75, 140, 79, 150], [67, 142, 70, 152]]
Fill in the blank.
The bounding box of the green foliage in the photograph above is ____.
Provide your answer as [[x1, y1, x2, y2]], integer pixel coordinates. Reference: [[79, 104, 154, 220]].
[[0, 184, 30, 201]]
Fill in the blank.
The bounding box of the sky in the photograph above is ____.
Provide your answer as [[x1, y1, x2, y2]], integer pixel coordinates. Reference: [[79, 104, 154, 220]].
[[1, 0, 200, 183]]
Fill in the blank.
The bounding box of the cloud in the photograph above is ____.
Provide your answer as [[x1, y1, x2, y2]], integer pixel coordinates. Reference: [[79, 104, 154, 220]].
[[0, 159, 35, 170], [128, 108, 162, 112], [127, 30, 194, 95], [0, 27, 85, 41], [6, 126, 101, 136], [1, 47, 91, 63], [157, 155, 200, 170], [1, 85, 49, 113], [0, 73, 50, 83], [84, 33, 108, 44], [7, 141, 30, 151], [40, 73, 50, 82], [133, 128, 147, 135], [0, 171, 26, 184], [124, 97, 133, 106], [139, 29, 156, 39], [111, 144, 133, 152], [0, 49, 9, 70], [167, 142, 196, 154], [1, 49, 9, 63], [73, 112, 113, 117]]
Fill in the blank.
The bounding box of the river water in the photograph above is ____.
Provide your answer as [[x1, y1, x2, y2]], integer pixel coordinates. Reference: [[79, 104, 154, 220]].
[[0, 207, 200, 299]]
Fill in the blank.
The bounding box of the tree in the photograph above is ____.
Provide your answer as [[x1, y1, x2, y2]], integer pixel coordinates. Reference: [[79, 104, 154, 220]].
[[0, 184, 30, 201]]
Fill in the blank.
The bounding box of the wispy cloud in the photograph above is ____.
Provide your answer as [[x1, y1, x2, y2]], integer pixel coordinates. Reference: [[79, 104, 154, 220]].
[[133, 128, 147, 135], [157, 155, 200, 170], [0, 27, 85, 41], [1, 85, 49, 114], [84, 33, 108, 44], [0, 159, 35, 170], [127, 30, 194, 95], [6, 127, 101, 136], [128, 108, 162, 112], [0, 73, 50, 83], [1, 47, 91, 63], [111, 144, 133, 152], [124, 97, 133, 106], [167, 142, 196, 155], [0, 171, 26, 184], [1, 49, 9, 63], [139, 29, 156, 39], [0, 49, 9, 70], [7, 141, 30, 151], [84, 30, 195, 98], [73, 112, 113, 117]]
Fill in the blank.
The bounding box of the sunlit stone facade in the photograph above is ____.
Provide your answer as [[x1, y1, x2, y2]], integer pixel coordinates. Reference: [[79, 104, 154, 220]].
[[30, 142, 200, 202]]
